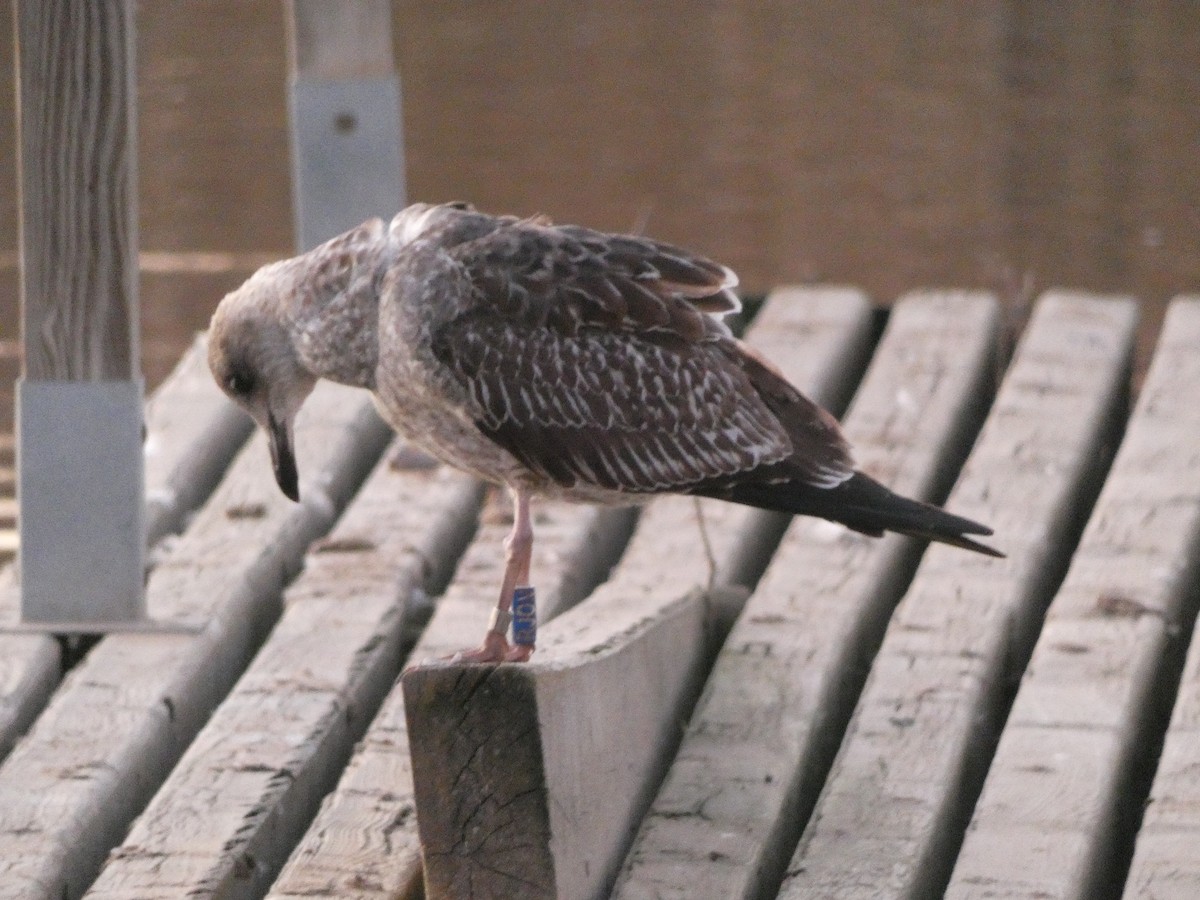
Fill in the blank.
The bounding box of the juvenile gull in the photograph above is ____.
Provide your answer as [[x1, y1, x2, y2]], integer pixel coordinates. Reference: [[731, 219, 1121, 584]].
[[208, 202, 1001, 662]]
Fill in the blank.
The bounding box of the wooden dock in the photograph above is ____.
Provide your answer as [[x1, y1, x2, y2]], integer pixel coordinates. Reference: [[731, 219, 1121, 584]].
[[1, 286, 1199, 899]]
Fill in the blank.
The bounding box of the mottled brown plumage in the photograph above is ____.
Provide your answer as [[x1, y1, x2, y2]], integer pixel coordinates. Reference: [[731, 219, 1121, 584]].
[[208, 202, 1000, 661]]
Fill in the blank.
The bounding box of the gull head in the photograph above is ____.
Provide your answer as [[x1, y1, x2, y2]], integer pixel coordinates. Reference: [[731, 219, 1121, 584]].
[[208, 263, 317, 502]]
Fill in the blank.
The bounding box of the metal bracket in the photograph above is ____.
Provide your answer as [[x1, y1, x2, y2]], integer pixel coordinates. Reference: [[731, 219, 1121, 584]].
[[289, 74, 406, 250], [7, 379, 196, 634]]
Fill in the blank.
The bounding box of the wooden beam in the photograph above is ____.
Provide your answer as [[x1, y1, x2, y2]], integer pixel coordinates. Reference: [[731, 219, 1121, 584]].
[[779, 292, 1138, 900], [286, 0, 395, 79], [16, 0, 137, 380], [15, 0, 146, 626], [284, 0, 404, 251], [612, 291, 999, 898]]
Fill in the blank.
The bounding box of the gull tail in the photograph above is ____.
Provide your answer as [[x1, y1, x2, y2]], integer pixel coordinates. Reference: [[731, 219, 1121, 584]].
[[707, 471, 1004, 558]]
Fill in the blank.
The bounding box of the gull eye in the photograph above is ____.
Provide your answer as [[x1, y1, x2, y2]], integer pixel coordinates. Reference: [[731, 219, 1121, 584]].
[[226, 370, 255, 397]]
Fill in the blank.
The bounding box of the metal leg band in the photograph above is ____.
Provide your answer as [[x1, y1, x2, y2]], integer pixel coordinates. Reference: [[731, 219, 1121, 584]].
[[488, 605, 512, 637]]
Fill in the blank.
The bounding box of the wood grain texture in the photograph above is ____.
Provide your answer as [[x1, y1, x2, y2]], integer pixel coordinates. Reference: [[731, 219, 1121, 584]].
[[404, 586, 714, 900], [0, 334, 253, 764], [395, 289, 876, 900], [946, 298, 1200, 898], [85, 453, 484, 899], [0, 383, 389, 900], [779, 292, 1138, 900], [1113, 299, 1200, 900], [17, 0, 138, 380], [612, 291, 999, 899]]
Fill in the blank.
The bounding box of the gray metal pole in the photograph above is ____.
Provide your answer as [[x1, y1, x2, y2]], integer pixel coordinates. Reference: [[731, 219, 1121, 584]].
[[15, 0, 146, 628], [286, 0, 406, 251]]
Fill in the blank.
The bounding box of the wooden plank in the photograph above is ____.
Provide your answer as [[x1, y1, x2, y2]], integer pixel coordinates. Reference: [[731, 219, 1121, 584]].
[[1117, 300, 1200, 900], [1125, 637, 1200, 900], [17, 0, 137, 380], [0, 587, 56, 760], [945, 297, 1200, 898], [0, 335, 253, 765], [0, 383, 390, 900], [779, 292, 1138, 900], [85, 453, 486, 899], [611, 291, 999, 898], [393, 289, 877, 900], [143, 333, 255, 546]]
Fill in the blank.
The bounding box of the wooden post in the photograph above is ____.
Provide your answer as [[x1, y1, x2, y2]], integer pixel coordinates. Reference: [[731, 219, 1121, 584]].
[[15, 0, 146, 627], [285, 0, 405, 251]]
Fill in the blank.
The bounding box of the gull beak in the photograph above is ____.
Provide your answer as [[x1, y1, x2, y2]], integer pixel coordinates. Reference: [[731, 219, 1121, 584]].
[[267, 410, 300, 502]]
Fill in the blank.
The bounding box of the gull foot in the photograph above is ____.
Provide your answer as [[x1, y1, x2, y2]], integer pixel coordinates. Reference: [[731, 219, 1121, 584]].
[[446, 631, 535, 664]]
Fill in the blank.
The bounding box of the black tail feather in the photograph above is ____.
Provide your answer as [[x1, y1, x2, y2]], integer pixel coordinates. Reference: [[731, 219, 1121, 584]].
[[696, 471, 1004, 559]]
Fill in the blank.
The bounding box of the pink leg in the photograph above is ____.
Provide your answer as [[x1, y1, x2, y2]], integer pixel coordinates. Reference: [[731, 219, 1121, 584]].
[[453, 487, 535, 664]]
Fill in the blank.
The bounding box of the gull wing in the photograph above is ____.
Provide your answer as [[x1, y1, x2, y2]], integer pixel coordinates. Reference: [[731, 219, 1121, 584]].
[[426, 214, 852, 493]]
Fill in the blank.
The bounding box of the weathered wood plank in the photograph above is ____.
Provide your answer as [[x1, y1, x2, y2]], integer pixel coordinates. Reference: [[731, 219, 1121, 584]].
[[612, 291, 999, 899], [0, 384, 390, 900], [0, 602, 57, 760], [394, 289, 876, 900], [85, 452, 485, 899], [1115, 300, 1200, 900], [402, 587, 711, 900], [143, 333, 255, 547], [945, 297, 1200, 898], [0, 335, 252, 763], [1124, 640, 1200, 900], [779, 292, 1137, 900]]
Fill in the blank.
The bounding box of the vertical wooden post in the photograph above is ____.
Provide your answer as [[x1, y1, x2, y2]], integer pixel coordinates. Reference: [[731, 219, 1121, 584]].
[[285, 0, 405, 251], [15, 0, 145, 626]]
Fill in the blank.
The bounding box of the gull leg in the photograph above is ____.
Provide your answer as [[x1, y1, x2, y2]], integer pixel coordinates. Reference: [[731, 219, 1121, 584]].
[[453, 487, 536, 664]]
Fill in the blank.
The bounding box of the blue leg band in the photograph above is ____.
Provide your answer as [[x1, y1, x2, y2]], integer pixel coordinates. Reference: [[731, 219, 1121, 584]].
[[511, 586, 537, 647]]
